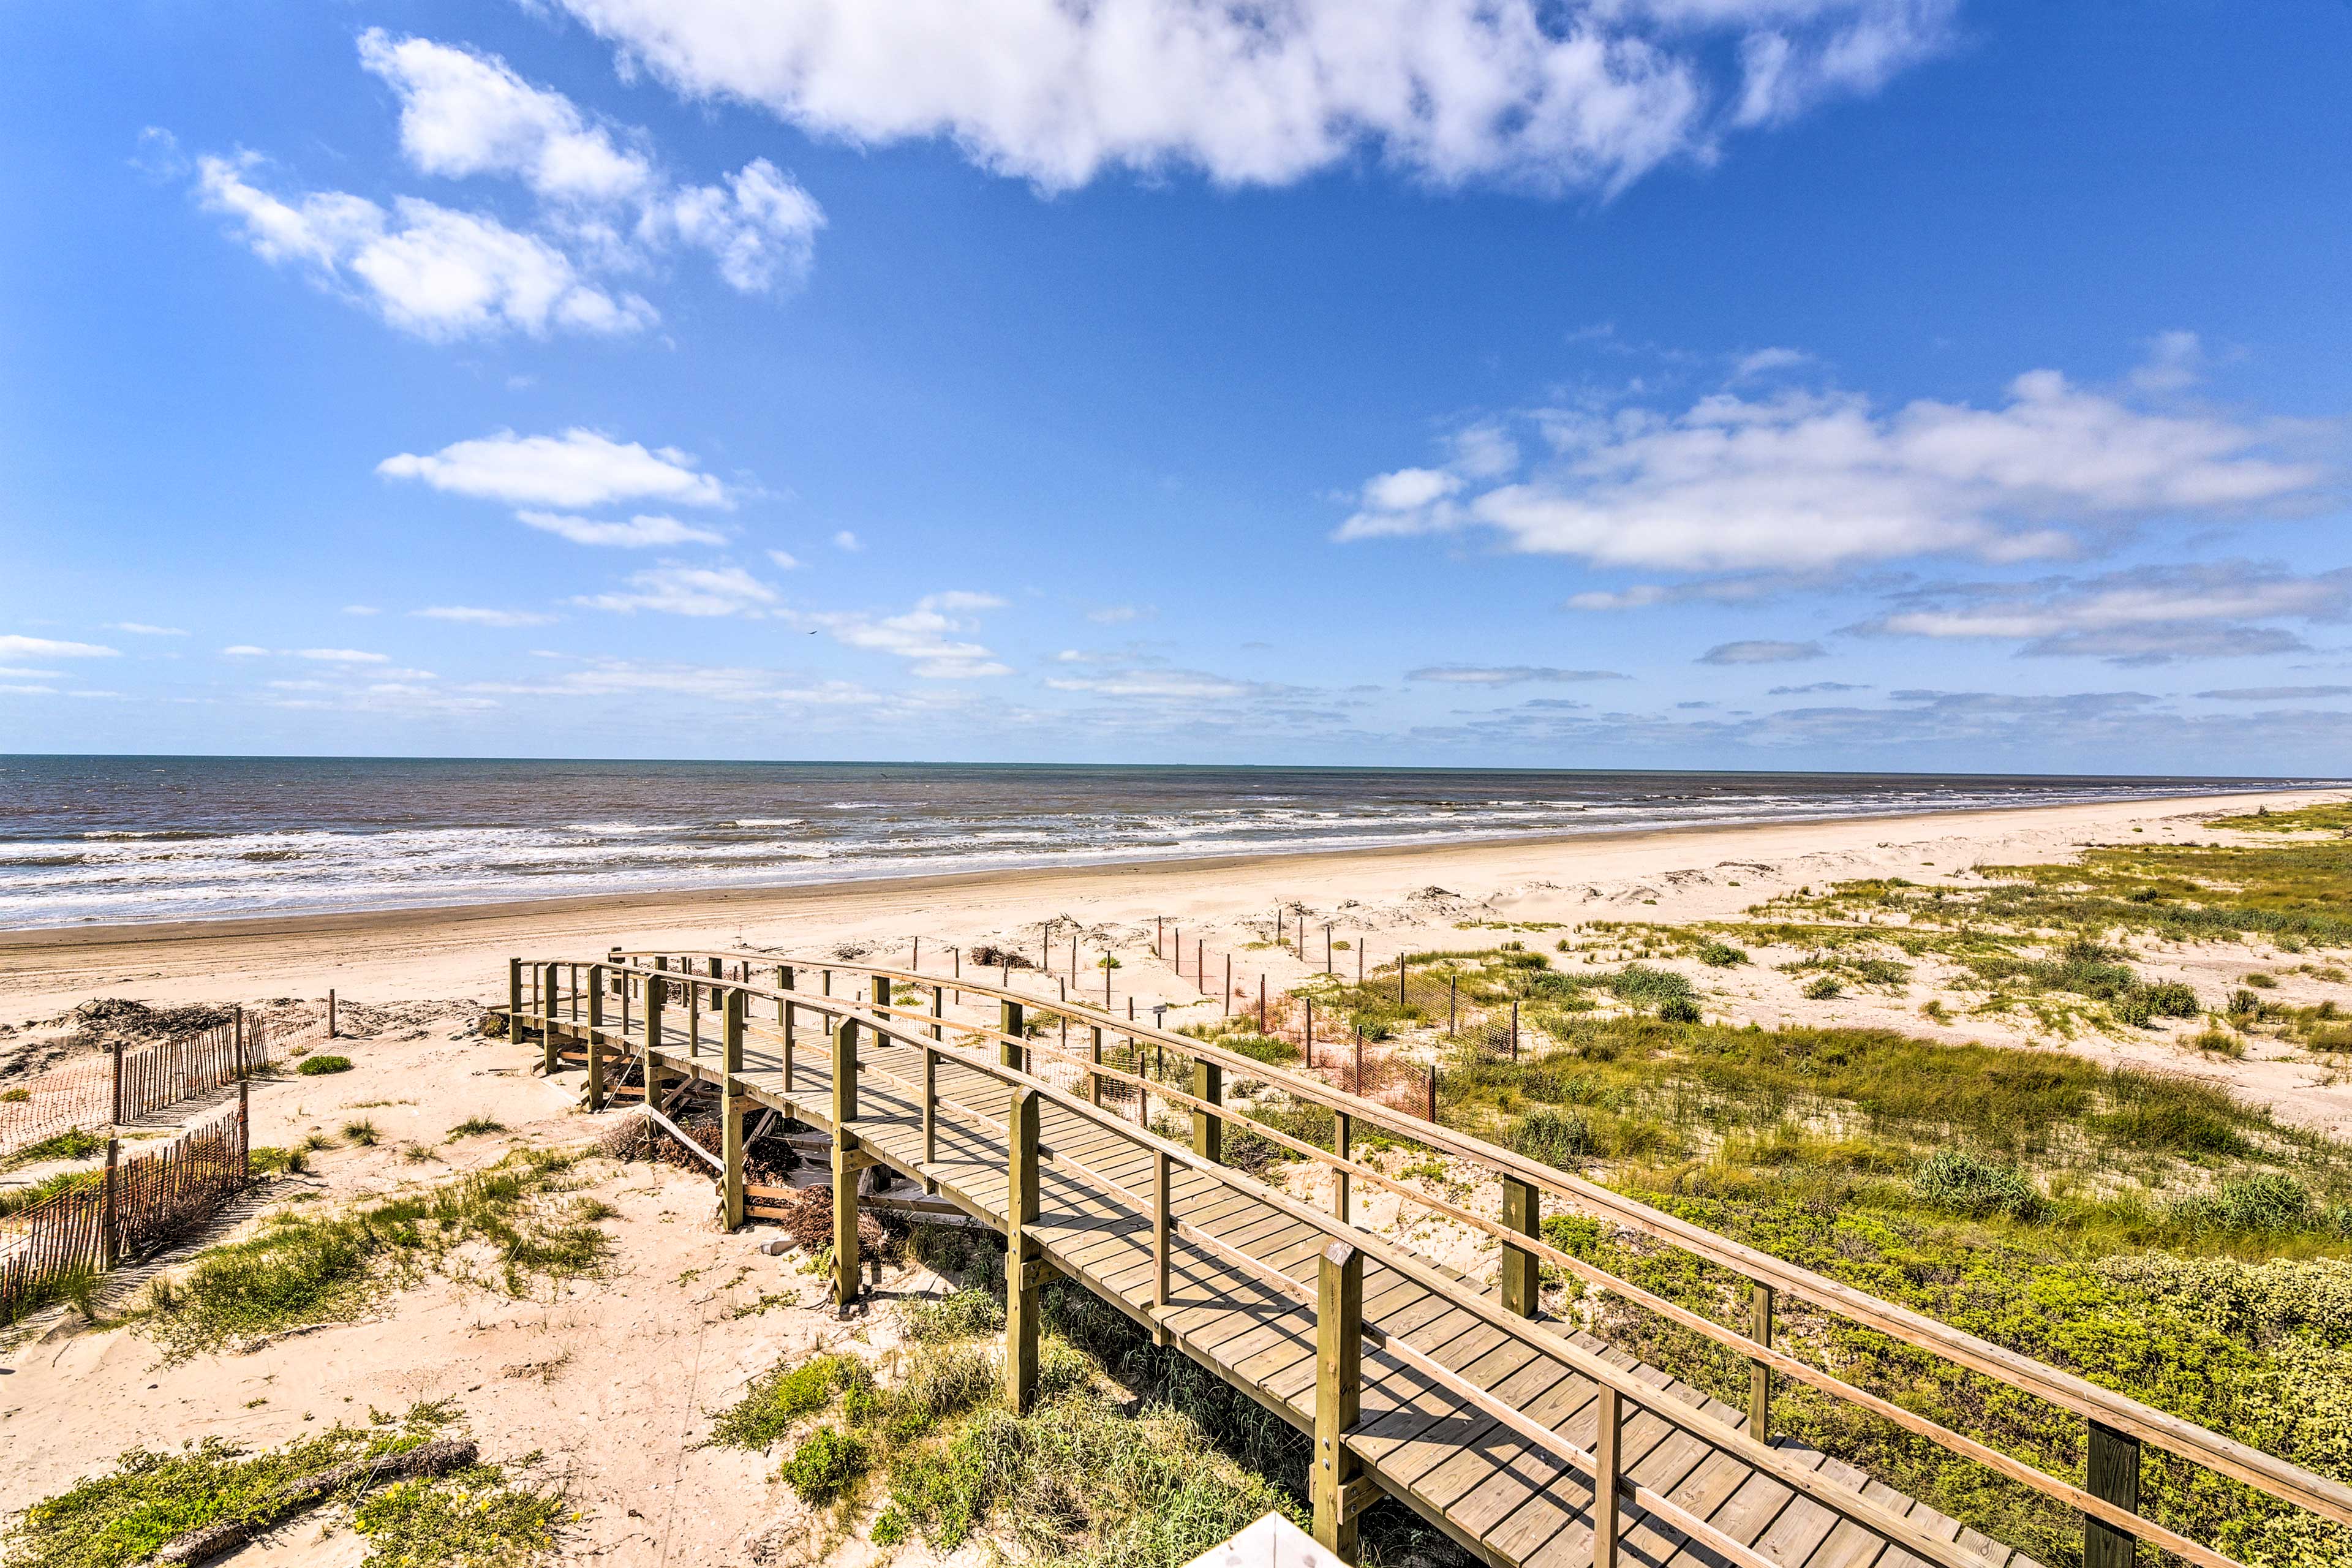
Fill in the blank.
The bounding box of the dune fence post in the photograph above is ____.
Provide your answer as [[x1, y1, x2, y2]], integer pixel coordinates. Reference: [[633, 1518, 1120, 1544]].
[[507, 959, 522, 1039], [327, 989, 337, 1041], [102, 1137, 119, 1268], [1006, 1084, 1042, 1411], [1313, 1240, 1365, 1561]]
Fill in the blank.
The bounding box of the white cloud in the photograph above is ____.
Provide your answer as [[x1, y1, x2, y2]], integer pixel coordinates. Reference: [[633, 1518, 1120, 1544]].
[[1406, 665, 1629, 684], [644, 159, 826, 293], [518, 509, 728, 547], [1733, 346, 1810, 379], [2130, 330, 2205, 393], [833, 530, 862, 552], [109, 622, 187, 636], [358, 28, 655, 205], [1046, 668, 1252, 700], [2196, 685, 2352, 702], [380, 429, 731, 510], [412, 605, 559, 627], [0, 635, 119, 660], [358, 31, 822, 293], [1085, 605, 1147, 625], [1852, 561, 2352, 665], [1340, 368, 2323, 572], [222, 645, 270, 657], [766, 549, 802, 570], [299, 647, 391, 663], [195, 156, 657, 341], [574, 564, 780, 617], [1697, 639, 1824, 665], [806, 593, 1010, 678], [544, 0, 1954, 193]]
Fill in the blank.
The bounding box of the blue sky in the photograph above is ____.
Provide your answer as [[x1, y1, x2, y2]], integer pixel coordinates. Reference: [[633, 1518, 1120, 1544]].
[[4, 0, 2350, 772]]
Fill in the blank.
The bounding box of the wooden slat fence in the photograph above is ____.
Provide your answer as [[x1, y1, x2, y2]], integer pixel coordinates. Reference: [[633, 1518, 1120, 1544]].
[[0, 1098, 251, 1323], [0, 1013, 272, 1158]]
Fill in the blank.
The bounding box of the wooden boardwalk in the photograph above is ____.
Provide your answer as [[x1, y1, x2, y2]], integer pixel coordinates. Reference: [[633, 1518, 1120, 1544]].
[[510, 951, 2352, 1568], [595, 986, 2012, 1568]]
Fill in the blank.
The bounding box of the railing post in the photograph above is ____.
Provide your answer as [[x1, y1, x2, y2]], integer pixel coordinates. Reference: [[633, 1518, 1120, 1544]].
[[1594, 1384, 1623, 1568], [110, 1039, 123, 1126], [921, 1043, 938, 1190], [1749, 1282, 1776, 1439], [233, 1005, 246, 1081], [643, 975, 666, 1121], [1333, 1111, 1351, 1224], [1000, 998, 1025, 1072], [1313, 1240, 1364, 1562], [1153, 1145, 1174, 1346], [832, 1015, 861, 1311], [873, 974, 891, 1013], [1007, 1084, 1042, 1412], [1501, 1174, 1539, 1318], [1089, 1025, 1104, 1106], [722, 990, 745, 1232], [687, 976, 701, 1057], [508, 958, 522, 1039], [620, 967, 631, 1039], [932, 984, 945, 1041], [2086, 1421, 2141, 1568], [328, 987, 337, 1041], [540, 968, 559, 1073], [585, 965, 606, 1106], [1191, 1057, 1222, 1164], [543, 963, 560, 1050]]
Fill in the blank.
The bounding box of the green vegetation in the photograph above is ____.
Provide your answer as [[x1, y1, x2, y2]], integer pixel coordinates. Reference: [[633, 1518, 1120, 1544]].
[[0, 1169, 94, 1218], [137, 1148, 610, 1359], [703, 1224, 1439, 1567], [445, 1115, 507, 1141], [2208, 801, 2352, 835], [244, 1145, 309, 1177], [296, 1055, 353, 1077], [2, 1128, 105, 1170], [0, 1403, 557, 1568], [342, 1120, 380, 1147]]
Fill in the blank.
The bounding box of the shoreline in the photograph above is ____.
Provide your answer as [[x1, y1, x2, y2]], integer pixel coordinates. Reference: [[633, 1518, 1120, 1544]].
[[0, 785, 2321, 954]]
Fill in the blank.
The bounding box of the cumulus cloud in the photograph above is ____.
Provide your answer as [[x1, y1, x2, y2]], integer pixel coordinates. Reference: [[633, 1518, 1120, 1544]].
[[412, 605, 558, 627], [573, 564, 780, 617], [766, 549, 802, 570], [804, 592, 1011, 678], [109, 622, 187, 636], [0, 635, 119, 660], [1852, 561, 2352, 666], [1698, 639, 1823, 665], [380, 429, 731, 510], [196, 155, 656, 341], [518, 509, 728, 547], [1768, 680, 1869, 695], [833, 530, 862, 552], [1045, 667, 1254, 700], [184, 32, 823, 342], [1406, 665, 1629, 684], [543, 0, 1954, 193], [1340, 369, 2321, 572]]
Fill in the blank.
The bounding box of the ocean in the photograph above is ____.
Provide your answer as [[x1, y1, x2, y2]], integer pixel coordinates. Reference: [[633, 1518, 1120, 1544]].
[[0, 756, 2320, 929]]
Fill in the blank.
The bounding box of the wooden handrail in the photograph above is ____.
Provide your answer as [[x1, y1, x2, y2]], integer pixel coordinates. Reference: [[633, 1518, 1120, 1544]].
[[594, 944, 2352, 1537]]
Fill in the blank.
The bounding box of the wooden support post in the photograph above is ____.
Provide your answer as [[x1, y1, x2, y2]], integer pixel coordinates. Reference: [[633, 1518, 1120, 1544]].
[[1089, 1025, 1104, 1106], [1593, 1385, 1623, 1568], [238, 1077, 249, 1177], [1006, 1085, 1042, 1412], [1499, 1175, 1539, 1317], [1749, 1283, 1776, 1439], [1397, 957, 1405, 1005], [1333, 1111, 1351, 1224], [543, 963, 560, 1051], [1191, 1058, 1222, 1164], [832, 1016, 861, 1311], [585, 965, 606, 1106], [1000, 998, 1025, 1072], [539, 972, 558, 1072], [1259, 974, 1267, 1032], [873, 974, 891, 1013], [823, 968, 832, 997], [110, 1039, 123, 1126], [1510, 998, 1520, 1061], [687, 978, 700, 1057], [1223, 952, 1231, 1015], [643, 976, 666, 1129], [328, 988, 337, 1041], [932, 984, 945, 1041], [102, 1137, 119, 1268], [508, 959, 522, 1039], [620, 969, 631, 1038], [721, 990, 745, 1232], [1426, 1063, 1438, 1123], [1449, 976, 1457, 1036], [1153, 1145, 1173, 1344], [921, 1044, 938, 1189], [2085, 1421, 2141, 1568], [1313, 1240, 1364, 1562], [233, 1006, 247, 1080]]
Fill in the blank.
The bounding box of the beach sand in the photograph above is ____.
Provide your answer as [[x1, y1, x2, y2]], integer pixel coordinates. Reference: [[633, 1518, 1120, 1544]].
[[4, 785, 2347, 1566]]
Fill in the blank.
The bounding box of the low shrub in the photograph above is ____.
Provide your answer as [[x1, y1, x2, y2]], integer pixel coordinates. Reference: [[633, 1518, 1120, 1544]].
[[1512, 1108, 1594, 1167], [777, 1425, 870, 1504], [1912, 1149, 2043, 1221], [295, 1055, 353, 1076], [1697, 941, 1747, 968]]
